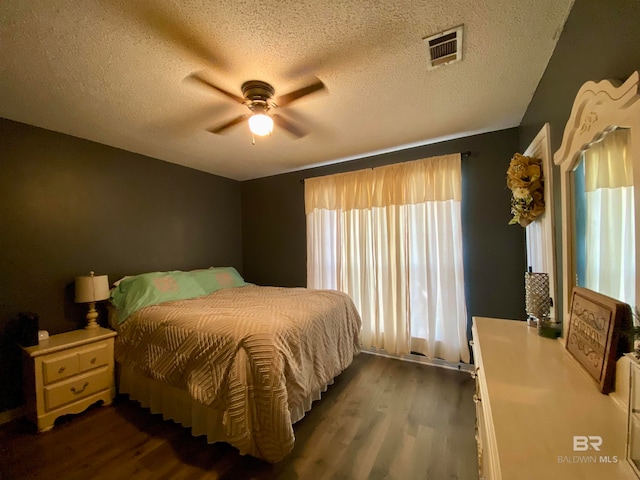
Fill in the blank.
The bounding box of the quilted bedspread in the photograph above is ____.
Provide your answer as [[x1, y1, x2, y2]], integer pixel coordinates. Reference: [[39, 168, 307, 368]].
[[115, 285, 361, 462]]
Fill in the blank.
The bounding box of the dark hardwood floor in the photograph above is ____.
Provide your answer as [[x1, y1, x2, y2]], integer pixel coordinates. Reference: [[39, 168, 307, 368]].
[[0, 353, 478, 480]]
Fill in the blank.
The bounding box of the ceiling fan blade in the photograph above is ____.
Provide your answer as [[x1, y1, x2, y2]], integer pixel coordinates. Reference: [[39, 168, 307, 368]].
[[285, 16, 407, 80], [189, 73, 245, 104], [108, 2, 228, 71], [272, 114, 307, 138], [276, 79, 326, 107], [208, 115, 248, 134]]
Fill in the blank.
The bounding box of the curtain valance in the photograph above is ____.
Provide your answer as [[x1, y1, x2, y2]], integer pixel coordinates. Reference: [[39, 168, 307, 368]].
[[304, 153, 462, 214], [584, 128, 632, 191]]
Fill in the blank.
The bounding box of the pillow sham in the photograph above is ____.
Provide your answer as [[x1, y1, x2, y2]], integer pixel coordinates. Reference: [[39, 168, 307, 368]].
[[110, 267, 248, 324], [111, 271, 206, 324], [190, 266, 247, 293]]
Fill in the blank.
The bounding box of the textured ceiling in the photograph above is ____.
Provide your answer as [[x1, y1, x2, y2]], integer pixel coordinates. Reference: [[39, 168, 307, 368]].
[[0, 0, 573, 180]]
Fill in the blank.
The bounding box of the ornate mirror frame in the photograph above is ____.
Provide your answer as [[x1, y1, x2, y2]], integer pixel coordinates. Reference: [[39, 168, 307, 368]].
[[554, 71, 640, 339]]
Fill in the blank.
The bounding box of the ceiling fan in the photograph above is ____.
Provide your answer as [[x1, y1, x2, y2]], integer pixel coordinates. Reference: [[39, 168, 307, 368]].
[[188, 73, 326, 139]]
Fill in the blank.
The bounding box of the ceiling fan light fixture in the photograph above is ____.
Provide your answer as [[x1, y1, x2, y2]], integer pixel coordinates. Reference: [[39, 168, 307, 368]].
[[248, 113, 274, 136], [192, 75, 323, 139]]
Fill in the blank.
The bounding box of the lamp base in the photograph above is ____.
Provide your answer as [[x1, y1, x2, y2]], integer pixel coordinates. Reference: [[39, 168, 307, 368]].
[[85, 302, 99, 330]]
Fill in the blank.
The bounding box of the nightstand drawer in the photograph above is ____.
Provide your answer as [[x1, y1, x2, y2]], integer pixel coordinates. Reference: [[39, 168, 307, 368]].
[[42, 353, 80, 384], [78, 342, 109, 372], [44, 367, 111, 411]]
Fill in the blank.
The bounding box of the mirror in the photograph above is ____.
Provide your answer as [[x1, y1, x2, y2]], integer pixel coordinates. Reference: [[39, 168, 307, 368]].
[[572, 128, 634, 305], [554, 71, 640, 339]]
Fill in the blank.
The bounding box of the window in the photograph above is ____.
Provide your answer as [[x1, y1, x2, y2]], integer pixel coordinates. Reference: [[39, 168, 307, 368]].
[[305, 154, 469, 363]]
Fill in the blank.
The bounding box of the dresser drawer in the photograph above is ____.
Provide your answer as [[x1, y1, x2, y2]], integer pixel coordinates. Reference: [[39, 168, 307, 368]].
[[42, 353, 80, 384], [44, 367, 111, 412], [78, 342, 109, 372]]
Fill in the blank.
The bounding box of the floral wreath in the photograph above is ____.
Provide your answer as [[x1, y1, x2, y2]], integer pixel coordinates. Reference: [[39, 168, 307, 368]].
[[506, 153, 545, 227]]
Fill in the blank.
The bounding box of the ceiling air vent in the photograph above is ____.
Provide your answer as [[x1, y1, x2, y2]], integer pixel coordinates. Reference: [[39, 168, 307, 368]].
[[423, 25, 463, 70]]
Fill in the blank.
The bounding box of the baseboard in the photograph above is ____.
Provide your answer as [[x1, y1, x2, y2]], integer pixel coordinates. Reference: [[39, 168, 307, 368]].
[[362, 348, 474, 373], [0, 405, 26, 425]]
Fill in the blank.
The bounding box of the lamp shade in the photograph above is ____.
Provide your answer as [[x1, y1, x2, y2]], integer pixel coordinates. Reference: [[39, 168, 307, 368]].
[[75, 272, 110, 303]]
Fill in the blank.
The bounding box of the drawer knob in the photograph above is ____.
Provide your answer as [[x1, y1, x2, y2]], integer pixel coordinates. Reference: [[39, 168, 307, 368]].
[[70, 382, 89, 395], [90, 357, 97, 365], [58, 366, 66, 374]]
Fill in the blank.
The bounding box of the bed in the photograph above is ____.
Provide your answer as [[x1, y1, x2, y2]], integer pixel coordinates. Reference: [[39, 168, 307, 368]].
[[109, 267, 361, 463]]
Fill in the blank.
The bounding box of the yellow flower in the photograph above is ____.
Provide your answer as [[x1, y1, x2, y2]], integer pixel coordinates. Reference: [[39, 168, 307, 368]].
[[531, 190, 544, 204], [526, 163, 541, 181], [507, 176, 529, 190]]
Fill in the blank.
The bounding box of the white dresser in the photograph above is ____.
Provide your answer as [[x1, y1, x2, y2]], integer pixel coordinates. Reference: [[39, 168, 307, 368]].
[[21, 327, 116, 432], [472, 316, 637, 480]]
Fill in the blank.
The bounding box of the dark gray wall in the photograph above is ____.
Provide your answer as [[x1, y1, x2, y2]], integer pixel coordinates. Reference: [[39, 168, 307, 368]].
[[242, 129, 527, 328], [0, 118, 242, 411], [520, 0, 640, 152], [519, 0, 640, 317]]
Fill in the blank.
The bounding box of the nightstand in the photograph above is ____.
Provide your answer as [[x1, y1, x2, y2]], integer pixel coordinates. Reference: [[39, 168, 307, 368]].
[[21, 327, 117, 432]]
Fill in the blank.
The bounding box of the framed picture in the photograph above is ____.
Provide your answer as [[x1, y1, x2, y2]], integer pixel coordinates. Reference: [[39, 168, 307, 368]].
[[566, 286, 632, 394]]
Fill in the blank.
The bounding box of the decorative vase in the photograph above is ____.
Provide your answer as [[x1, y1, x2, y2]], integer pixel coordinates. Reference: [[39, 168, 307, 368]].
[[524, 272, 550, 327], [524, 272, 561, 338]]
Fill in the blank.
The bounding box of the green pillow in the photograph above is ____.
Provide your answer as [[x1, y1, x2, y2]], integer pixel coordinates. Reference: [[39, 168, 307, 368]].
[[190, 267, 247, 293], [111, 271, 206, 324]]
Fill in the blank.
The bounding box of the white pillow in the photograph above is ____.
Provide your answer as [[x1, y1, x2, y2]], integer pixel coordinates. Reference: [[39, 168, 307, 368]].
[[112, 276, 133, 287]]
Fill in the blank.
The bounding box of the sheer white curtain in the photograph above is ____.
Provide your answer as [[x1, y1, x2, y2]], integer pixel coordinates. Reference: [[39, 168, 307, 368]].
[[583, 128, 635, 306], [305, 154, 469, 363]]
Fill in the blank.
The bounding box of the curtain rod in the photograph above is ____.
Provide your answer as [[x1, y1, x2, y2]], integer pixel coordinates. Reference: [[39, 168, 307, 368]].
[[300, 151, 472, 184]]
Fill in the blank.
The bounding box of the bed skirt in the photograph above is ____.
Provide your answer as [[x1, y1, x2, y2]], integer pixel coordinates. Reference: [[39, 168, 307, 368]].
[[117, 364, 332, 455]]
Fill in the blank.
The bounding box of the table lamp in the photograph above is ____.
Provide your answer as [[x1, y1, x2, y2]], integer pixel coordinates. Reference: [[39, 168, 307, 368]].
[[75, 271, 110, 329]]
